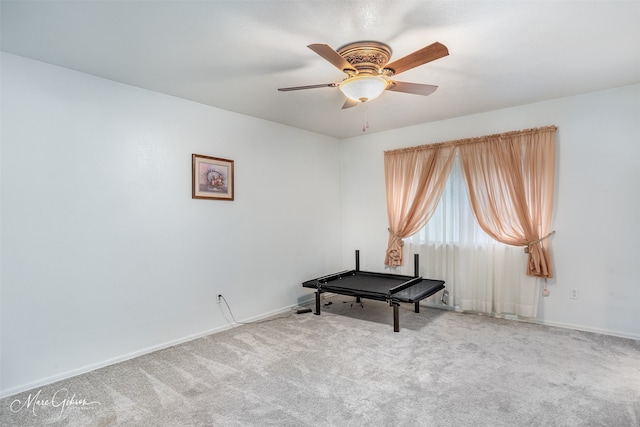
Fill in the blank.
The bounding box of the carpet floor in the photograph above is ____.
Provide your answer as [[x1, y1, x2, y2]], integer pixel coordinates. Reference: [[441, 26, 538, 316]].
[[2, 295, 639, 426]]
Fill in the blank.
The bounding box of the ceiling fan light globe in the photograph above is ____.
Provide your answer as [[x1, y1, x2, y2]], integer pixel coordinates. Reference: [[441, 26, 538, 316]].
[[339, 75, 387, 103]]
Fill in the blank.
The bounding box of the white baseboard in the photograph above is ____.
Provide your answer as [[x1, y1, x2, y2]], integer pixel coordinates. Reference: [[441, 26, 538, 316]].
[[530, 319, 640, 341], [0, 302, 303, 399]]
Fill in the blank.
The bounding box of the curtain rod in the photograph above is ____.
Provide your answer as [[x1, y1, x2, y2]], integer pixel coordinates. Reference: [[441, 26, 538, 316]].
[[384, 125, 557, 155]]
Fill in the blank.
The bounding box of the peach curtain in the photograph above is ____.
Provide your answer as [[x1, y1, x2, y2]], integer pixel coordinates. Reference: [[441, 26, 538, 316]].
[[458, 127, 556, 278], [384, 144, 456, 266], [384, 126, 556, 276]]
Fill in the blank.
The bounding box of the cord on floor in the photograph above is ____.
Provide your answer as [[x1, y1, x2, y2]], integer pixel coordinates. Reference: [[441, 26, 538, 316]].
[[218, 294, 307, 327]]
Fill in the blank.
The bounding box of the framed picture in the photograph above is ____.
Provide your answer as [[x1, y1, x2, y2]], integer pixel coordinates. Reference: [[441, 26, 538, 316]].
[[192, 154, 234, 200]]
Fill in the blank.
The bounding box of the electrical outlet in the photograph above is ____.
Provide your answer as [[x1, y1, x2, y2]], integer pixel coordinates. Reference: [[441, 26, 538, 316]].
[[570, 289, 579, 300], [217, 294, 222, 304]]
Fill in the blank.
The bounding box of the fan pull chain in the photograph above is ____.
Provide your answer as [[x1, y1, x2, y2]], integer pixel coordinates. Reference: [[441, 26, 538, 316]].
[[362, 105, 370, 132]]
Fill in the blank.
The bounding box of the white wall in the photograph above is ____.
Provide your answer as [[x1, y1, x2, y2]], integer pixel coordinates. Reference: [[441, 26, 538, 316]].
[[339, 84, 640, 340], [0, 53, 342, 397]]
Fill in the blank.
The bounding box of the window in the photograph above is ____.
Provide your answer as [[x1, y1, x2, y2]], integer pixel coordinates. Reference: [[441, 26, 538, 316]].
[[405, 155, 539, 317]]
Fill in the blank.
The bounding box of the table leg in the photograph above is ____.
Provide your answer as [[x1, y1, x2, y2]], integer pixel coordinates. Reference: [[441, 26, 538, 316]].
[[415, 302, 420, 313], [315, 291, 321, 315], [393, 302, 400, 332]]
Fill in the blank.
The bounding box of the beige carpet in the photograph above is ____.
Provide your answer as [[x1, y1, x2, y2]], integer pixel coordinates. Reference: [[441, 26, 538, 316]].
[[2, 295, 639, 426]]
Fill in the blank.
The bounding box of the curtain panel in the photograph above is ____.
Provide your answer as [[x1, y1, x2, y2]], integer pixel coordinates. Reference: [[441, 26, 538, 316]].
[[458, 128, 556, 278], [384, 126, 556, 278], [384, 145, 456, 266]]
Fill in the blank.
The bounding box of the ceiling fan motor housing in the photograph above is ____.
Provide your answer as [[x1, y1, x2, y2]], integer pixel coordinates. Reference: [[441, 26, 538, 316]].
[[337, 41, 392, 76]]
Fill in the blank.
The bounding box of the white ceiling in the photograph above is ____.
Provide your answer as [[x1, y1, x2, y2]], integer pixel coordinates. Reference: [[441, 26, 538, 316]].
[[2, 1, 639, 139]]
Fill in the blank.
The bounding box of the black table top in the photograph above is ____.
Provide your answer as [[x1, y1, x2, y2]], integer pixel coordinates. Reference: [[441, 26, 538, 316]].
[[302, 270, 445, 303]]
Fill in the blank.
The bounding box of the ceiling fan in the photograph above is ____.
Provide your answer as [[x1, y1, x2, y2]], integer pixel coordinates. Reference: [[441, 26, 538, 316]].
[[278, 41, 449, 109]]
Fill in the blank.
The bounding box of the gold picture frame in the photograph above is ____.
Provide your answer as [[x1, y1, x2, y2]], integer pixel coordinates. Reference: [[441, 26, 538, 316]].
[[192, 154, 234, 200]]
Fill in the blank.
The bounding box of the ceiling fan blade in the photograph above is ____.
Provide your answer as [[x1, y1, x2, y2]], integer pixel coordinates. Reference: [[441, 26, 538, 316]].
[[383, 42, 449, 75], [386, 81, 438, 96], [308, 44, 356, 73], [342, 98, 359, 109], [278, 83, 337, 92]]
